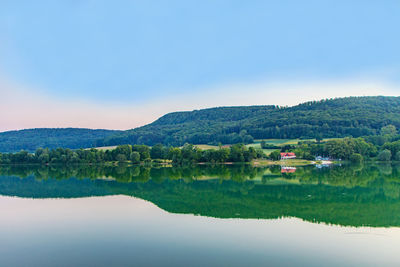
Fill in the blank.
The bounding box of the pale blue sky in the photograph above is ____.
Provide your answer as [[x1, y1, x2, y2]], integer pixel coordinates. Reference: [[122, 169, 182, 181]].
[[0, 0, 399, 130]]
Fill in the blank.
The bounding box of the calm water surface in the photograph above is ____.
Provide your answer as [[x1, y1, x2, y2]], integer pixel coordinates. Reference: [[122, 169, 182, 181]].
[[1, 164, 400, 266]]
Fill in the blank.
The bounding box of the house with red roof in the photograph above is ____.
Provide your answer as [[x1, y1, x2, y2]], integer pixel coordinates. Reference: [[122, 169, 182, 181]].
[[280, 152, 296, 160]]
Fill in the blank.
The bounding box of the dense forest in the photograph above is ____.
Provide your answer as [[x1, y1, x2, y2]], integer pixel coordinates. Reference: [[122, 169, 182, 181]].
[[99, 96, 400, 146], [0, 128, 120, 153], [2, 130, 400, 165]]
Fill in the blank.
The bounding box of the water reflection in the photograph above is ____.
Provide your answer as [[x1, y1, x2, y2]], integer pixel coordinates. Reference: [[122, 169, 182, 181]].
[[1, 163, 400, 227]]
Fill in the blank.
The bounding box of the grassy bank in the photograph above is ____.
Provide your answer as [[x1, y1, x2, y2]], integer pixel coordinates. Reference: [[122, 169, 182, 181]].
[[252, 159, 315, 166]]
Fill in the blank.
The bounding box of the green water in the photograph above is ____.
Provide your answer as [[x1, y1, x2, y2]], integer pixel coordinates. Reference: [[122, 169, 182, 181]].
[[1, 163, 400, 266]]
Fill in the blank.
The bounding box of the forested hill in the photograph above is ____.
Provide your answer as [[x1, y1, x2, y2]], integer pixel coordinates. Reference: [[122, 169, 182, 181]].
[[2, 96, 400, 152], [0, 128, 120, 153], [99, 96, 400, 146]]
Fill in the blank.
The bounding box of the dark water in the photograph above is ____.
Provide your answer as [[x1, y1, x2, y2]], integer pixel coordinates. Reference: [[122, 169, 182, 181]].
[[1, 163, 400, 266]]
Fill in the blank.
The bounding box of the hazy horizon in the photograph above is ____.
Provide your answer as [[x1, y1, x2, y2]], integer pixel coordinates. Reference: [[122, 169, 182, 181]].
[[0, 94, 398, 132]]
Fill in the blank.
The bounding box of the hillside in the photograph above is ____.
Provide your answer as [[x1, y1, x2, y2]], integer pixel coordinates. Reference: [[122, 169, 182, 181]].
[[0, 128, 120, 153], [1, 96, 399, 152], [98, 96, 400, 146]]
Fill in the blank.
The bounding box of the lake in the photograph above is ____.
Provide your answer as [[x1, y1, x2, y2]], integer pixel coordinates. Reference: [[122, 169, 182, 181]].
[[1, 163, 400, 266]]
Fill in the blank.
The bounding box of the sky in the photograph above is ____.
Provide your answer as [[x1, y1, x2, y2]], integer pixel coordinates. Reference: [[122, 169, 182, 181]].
[[1, 0, 399, 131]]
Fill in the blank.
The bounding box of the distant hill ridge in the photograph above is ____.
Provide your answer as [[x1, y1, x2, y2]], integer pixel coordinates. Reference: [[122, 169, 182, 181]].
[[1, 96, 400, 152], [0, 128, 120, 153], [99, 96, 400, 146]]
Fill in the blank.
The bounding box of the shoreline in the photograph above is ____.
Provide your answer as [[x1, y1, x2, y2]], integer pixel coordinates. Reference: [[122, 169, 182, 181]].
[[252, 159, 315, 166]]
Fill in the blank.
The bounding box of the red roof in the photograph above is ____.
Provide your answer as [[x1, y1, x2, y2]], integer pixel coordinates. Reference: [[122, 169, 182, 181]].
[[281, 168, 296, 173], [280, 152, 296, 156]]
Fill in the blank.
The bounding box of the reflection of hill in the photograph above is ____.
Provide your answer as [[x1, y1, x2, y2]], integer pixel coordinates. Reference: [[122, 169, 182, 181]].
[[0, 175, 112, 198], [107, 180, 400, 227], [1, 164, 400, 227]]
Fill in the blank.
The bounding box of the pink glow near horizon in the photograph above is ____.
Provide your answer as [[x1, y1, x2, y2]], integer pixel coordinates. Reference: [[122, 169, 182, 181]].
[[1, 78, 398, 132]]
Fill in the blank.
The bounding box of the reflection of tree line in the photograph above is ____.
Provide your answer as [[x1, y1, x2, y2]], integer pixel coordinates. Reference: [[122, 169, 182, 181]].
[[0, 164, 261, 183], [2, 164, 400, 189], [103, 166, 400, 226], [260, 164, 400, 192], [2, 164, 400, 226], [3, 163, 400, 190], [126, 181, 400, 227]]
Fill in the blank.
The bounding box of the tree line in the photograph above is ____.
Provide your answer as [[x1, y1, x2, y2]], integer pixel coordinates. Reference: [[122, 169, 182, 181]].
[[0, 143, 263, 165], [288, 127, 400, 163], [2, 123, 400, 165]]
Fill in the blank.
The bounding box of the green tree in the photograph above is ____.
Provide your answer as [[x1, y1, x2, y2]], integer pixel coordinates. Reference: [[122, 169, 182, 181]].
[[315, 133, 323, 143], [244, 147, 257, 162], [381, 125, 397, 136], [130, 152, 141, 164], [378, 149, 392, 161], [383, 140, 400, 158], [260, 141, 266, 149], [269, 150, 281, 161], [168, 147, 182, 164], [395, 151, 400, 161], [229, 144, 245, 162], [181, 144, 198, 163], [150, 144, 166, 159], [115, 145, 132, 159], [133, 145, 150, 160], [116, 154, 127, 162]]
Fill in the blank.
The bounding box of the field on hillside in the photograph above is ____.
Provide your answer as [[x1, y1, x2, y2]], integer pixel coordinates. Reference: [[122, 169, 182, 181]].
[[194, 144, 220, 150], [252, 138, 341, 146], [246, 139, 304, 155], [253, 139, 315, 145], [247, 138, 342, 155], [91, 146, 117, 151]]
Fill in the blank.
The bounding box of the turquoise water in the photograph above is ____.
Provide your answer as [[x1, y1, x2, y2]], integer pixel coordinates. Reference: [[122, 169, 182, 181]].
[[1, 164, 400, 266]]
